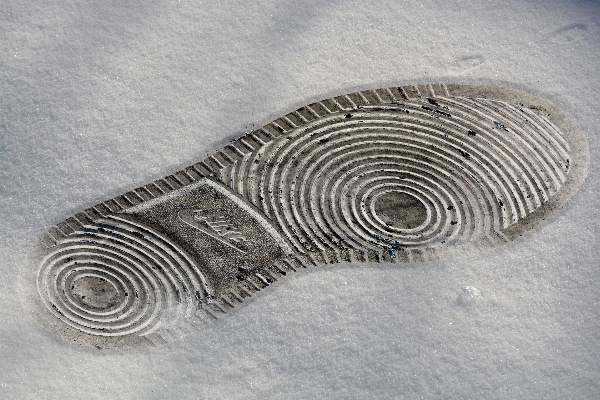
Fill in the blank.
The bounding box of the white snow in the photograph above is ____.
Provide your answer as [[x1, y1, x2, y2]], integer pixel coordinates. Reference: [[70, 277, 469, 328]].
[[1, 0, 599, 398]]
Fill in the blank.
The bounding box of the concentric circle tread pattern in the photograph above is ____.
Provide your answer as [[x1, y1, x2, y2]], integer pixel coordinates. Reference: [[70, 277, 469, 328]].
[[219, 84, 578, 263], [36, 214, 212, 345], [33, 83, 589, 347]]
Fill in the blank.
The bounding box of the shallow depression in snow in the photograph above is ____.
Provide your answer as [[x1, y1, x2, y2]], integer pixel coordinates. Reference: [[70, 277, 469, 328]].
[[1, 0, 600, 398]]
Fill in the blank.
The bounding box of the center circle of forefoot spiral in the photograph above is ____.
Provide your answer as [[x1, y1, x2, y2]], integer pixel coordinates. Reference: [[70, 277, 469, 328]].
[[373, 191, 428, 230]]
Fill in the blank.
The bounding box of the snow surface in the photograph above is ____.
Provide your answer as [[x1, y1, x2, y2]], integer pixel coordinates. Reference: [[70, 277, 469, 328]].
[[1, 0, 599, 398]]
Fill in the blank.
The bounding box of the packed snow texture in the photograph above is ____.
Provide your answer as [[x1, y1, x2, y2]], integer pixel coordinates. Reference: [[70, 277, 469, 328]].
[[1, 0, 599, 398]]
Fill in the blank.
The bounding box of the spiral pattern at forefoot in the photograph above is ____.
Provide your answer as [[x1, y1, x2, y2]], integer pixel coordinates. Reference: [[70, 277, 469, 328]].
[[223, 91, 571, 261], [37, 215, 210, 338]]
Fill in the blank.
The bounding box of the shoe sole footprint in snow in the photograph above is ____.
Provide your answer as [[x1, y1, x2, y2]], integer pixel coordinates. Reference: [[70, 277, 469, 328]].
[[28, 83, 589, 348]]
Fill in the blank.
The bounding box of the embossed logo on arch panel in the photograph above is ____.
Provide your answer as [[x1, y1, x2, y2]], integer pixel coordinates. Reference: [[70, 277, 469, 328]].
[[178, 209, 248, 253], [122, 178, 293, 294]]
